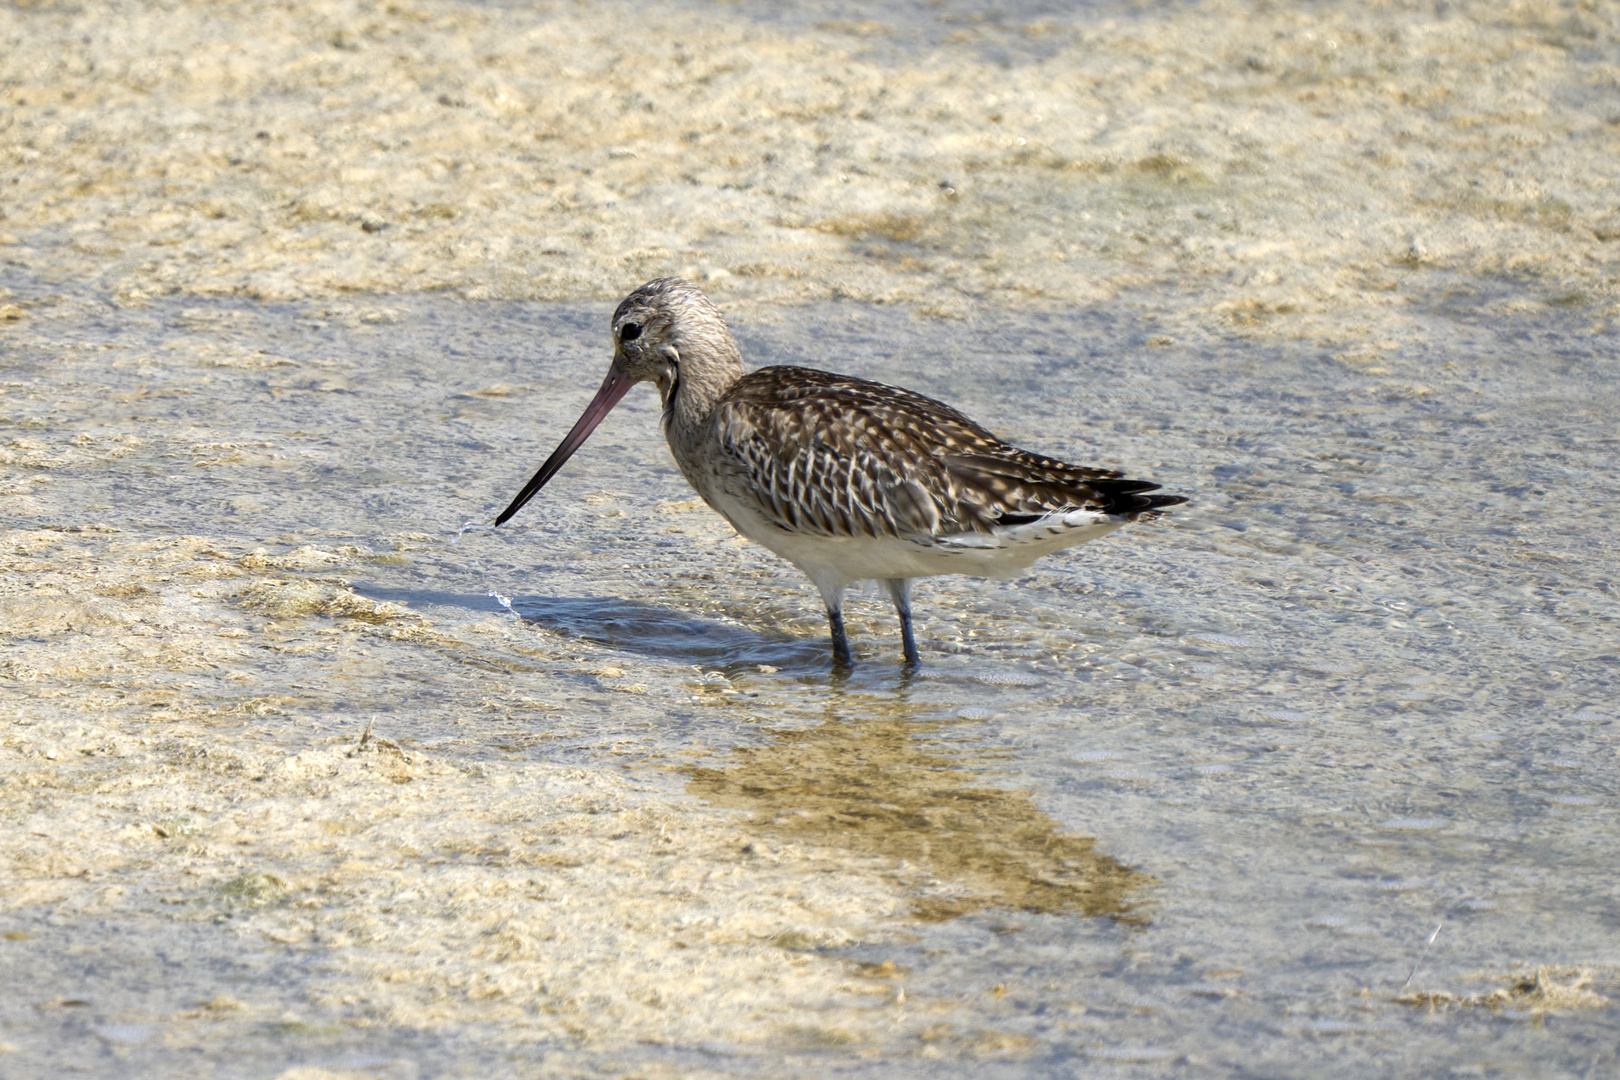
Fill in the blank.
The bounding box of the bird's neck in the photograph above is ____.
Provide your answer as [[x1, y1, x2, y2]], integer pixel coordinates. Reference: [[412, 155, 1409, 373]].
[[662, 339, 745, 435]]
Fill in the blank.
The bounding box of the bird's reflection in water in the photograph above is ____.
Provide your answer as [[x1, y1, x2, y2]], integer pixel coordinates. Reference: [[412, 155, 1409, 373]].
[[503, 591, 1149, 920], [687, 691, 1149, 923]]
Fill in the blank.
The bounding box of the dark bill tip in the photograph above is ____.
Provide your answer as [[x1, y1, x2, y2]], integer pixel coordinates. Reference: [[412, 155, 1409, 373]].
[[494, 368, 635, 526]]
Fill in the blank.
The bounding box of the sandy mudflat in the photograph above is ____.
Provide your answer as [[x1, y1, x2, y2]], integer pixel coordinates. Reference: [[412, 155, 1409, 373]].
[[3, 2, 1619, 1078], [4, 0, 1618, 331]]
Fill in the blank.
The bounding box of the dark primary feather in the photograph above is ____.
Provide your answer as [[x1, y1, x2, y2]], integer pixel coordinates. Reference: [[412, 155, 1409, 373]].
[[710, 366, 1184, 540]]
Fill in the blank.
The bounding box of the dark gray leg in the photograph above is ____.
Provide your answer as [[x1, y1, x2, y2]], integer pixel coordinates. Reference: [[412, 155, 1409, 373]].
[[887, 578, 919, 667], [826, 604, 853, 667]]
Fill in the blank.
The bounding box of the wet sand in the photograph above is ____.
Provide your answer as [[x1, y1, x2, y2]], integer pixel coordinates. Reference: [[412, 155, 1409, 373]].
[[3, 1, 1619, 1077]]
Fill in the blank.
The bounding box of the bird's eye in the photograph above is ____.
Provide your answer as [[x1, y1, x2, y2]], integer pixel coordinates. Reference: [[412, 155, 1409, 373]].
[[620, 322, 641, 342]]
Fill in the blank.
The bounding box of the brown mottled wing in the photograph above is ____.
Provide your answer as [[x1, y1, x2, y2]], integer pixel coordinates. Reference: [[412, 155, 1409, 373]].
[[710, 367, 1151, 540]]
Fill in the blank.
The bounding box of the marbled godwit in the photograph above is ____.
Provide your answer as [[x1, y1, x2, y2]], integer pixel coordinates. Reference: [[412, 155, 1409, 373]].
[[495, 278, 1185, 667]]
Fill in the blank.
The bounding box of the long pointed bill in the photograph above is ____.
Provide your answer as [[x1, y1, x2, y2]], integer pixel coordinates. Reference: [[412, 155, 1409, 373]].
[[494, 368, 635, 526]]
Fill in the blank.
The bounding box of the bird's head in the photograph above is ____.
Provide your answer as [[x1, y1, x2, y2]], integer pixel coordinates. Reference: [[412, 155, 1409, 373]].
[[493, 278, 742, 527], [608, 277, 742, 405]]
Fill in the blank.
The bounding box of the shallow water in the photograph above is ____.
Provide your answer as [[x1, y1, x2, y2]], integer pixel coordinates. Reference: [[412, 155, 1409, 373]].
[[2, 274, 1616, 1076]]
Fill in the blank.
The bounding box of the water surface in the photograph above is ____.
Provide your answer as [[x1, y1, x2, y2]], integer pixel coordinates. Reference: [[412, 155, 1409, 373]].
[[2, 279, 1615, 1076]]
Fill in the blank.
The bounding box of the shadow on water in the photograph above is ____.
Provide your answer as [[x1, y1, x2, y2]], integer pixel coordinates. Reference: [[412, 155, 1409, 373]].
[[354, 586, 831, 670], [511, 594, 830, 670], [686, 689, 1152, 924]]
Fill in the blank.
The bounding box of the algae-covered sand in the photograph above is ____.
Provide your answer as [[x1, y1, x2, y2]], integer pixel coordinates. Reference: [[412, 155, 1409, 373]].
[[5, 0, 1618, 331], [3, 1, 1619, 1077]]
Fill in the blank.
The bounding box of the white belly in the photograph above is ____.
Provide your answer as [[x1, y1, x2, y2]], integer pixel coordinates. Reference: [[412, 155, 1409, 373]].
[[701, 485, 1123, 604]]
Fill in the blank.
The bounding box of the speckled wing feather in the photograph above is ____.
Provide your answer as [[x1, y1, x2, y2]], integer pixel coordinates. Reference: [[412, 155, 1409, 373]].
[[710, 367, 1177, 540]]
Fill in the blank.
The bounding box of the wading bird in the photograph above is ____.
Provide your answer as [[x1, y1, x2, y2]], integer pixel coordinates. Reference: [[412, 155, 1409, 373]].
[[496, 278, 1184, 667]]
